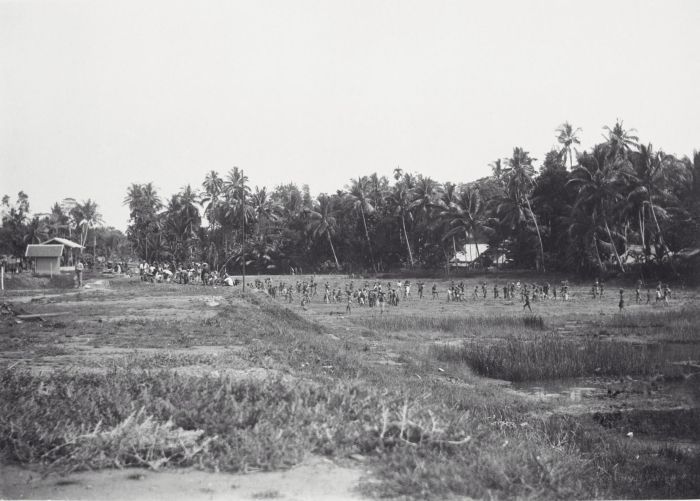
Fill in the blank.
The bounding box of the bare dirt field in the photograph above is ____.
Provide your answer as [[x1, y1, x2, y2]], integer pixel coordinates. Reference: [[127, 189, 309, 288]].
[[1, 272, 699, 499]]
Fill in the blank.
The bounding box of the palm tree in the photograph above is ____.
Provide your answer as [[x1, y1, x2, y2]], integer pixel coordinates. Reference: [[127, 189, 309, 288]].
[[568, 160, 633, 272], [629, 144, 687, 262], [223, 167, 254, 289], [442, 186, 492, 261], [346, 176, 376, 272], [502, 147, 545, 271], [489, 158, 505, 186], [409, 175, 441, 217], [251, 186, 282, 241], [386, 183, 415, 268], [393, 166, 403, 181], [24, 216, 49, 244], [48, 202, 70, 239], [164, 185, 201, 262], [305, 194, 341, 269], [72, 199, 103, 257], [556, 122, 582, 170], [123, 183, 163, 261], [201, 170, 224, 227], [602, 120, 638, 160]]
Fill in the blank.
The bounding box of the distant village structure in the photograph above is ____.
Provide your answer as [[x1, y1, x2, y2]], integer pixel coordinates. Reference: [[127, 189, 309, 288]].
[[24, 238, 84, 275], [449, 241, 507, 269], [25, 244, 63, 275]]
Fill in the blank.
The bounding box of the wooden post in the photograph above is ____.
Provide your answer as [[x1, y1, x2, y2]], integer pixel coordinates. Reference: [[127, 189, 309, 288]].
[[1, 264, 4, 290]]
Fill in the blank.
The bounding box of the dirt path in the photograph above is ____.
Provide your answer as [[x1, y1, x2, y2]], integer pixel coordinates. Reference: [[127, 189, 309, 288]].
[[0, 456, 367, 500]]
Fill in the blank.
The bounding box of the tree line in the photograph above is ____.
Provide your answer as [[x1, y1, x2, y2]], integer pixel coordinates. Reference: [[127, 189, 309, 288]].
[[0, 194, 127, 263], [3, 120, 698, 278], [121, 120, 700, 279]]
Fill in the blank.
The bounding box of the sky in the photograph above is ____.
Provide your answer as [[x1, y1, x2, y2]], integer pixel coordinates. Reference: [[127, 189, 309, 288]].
[[1, 0, 699, 230]]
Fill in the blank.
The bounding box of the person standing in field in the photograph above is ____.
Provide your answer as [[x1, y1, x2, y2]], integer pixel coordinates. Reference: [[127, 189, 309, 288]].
[[635, 286, 641, 304], [75, 260, 84, 287], [663, 284, 671, 305], [523, 290, 532, 312], [432, 284, 438, 300], [618, 288, 625, 312]]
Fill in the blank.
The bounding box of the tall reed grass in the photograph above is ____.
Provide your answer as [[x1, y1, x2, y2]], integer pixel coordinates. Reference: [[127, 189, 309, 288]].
[[353, 314, 545, 333], [432, 335, 665, 381]]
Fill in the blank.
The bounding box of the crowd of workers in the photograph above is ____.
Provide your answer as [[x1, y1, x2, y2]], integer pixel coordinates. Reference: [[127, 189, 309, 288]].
[[133, 261, 674, 313]]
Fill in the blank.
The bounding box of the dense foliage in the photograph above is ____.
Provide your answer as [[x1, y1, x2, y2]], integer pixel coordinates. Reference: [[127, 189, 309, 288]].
[[0, 194, 127, 263], [122, 121, 700, 278], [3, 120, 699, 278]]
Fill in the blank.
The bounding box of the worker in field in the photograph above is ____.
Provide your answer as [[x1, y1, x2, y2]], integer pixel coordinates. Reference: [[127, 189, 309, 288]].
[[431, 284, 438, 299], [618, 288, 625, 312], [75, 259, 84, 287], [523, 289, 532, 312]]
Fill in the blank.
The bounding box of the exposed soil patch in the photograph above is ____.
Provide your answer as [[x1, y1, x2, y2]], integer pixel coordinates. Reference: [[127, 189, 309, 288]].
[[0, 456, 366, 500]]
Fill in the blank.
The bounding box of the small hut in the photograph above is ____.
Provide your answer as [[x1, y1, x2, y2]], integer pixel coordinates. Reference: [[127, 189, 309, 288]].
[[25, 245, 64, 276], [41, 237, 84, 267]]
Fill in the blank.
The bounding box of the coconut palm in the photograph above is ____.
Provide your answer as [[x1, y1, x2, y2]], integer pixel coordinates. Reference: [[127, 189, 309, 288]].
[[305, 194, 341, 269], [409, 175, 441, 218], [48, 202, 70, 239], [568, 160, 633, 272], [72, 199, 103, 257], [223, 167, 254, 288], [501, 147, 546, 271], [602, 120, 638, 160], [201, 170, 224, 227], [346, 176, 376, 272], [628, 144, 688, 262], [386, 183, 415, 268], [123, 183, 162, 261], [556, 122, 582, 170], [442, 186, 492, 260], [164, 185, 201, 262]]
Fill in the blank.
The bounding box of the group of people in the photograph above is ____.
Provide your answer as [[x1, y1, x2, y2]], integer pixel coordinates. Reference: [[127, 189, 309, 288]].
[[133, 262, 676, 315], [620, 280, 672, 311], [255, 278, 575, 314], [138, 262, 241, 287]]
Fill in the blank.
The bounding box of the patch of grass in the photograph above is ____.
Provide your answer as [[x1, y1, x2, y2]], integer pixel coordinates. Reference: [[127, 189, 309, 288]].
[[3, 273, 75, 290], [605, 308, 700, 342], [351, 313, 545, 333], [1, 369, 467, 473], [432, 335, 667, 381]]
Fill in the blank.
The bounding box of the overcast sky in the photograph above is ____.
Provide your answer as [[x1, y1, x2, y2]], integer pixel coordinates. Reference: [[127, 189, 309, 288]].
[[1, 0, 699, 230]]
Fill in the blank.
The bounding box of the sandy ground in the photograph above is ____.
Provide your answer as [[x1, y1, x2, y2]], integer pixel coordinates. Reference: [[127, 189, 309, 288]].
[[0, 456, 367, 500]]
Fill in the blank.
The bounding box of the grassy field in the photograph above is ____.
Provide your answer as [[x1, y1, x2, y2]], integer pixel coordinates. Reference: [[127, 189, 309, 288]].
[[1, 273, 699, 499]]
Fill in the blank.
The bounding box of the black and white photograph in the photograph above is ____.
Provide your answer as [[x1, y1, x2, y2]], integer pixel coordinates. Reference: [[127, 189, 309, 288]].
[[1, 0, 699, 499]]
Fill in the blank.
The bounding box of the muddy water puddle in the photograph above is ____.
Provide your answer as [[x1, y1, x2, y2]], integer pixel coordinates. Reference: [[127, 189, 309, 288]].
[[511, 379, 602, 401]]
